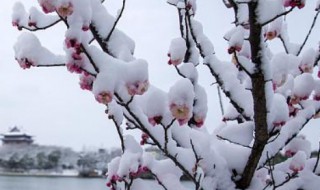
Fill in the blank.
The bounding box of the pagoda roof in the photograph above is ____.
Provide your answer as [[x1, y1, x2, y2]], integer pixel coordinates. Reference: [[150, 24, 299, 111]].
[[1, 126, 33, 137]]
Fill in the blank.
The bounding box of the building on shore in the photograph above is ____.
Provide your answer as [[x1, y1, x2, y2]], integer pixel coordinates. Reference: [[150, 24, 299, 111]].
[[1, 126, 34, 146]]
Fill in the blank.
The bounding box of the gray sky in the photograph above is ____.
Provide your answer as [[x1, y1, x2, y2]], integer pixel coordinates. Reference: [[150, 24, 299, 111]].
[[1, 0, 320, 151]]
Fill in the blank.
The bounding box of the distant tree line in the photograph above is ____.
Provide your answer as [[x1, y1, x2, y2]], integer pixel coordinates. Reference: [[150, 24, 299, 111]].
[[0, 145, 121, 175]]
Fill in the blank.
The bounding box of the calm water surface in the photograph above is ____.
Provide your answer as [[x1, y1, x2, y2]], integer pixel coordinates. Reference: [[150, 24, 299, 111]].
[[0, 176, 107, 190], [0, 176, 194, 190]]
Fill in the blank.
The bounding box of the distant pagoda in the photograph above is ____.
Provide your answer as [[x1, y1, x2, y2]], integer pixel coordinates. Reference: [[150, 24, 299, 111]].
[[1, 126, 33, 146]]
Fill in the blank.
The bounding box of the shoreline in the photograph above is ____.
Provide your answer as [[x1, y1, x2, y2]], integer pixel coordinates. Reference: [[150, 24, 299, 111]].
[[0, 171, 103, 178]]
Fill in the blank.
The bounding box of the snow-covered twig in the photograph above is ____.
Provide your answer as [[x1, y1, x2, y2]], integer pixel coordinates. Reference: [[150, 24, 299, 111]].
[[261, 7, 294, 26], [279, 35, 290, 54], [216, 134, 252, 149], [108, 112, 125, 153], [150, 172, 169, 190], [115, 93, 198, 184], [233, 52, 252, 76], [19, 18, 62, 31]]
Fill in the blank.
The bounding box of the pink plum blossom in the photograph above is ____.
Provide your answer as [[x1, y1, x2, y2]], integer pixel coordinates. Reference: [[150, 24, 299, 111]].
[[148, 115, 163, 126], [95, 91, 113, 104], [79, 74, 95, 91], [126, 80, 149, 96], [16, 58, 34, 69], [57, 2, 73, 18], [39, 0, 56, 14], [284, 0, 305, 9], [66, 62, 82, 74]]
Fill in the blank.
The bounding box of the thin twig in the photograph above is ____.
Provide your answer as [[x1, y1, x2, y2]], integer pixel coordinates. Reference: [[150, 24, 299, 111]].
[[216, 134, 252, 149], [261, 7, 294, 26], [115, 93, 198, 184], [174, 66, 187, 78], [178, 8, 185, 38], [150, 172, 168, 190], [233, 52, 252, 76], [36, 64, 65, 67], [313, 141, 320, 173], [274, 172, 298, 189], [190, 139, 202, 190], [106, 0, 126, 42], [217, 85, 225, 116], [296, 11, 320, 56], [112, 117, 125, 153], [19, 19, 62, 32], [278, 35, 289, 54]]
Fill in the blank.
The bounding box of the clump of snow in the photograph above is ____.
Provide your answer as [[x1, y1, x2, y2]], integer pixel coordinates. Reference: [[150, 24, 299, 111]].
[[268, 93, 289, 129], [168, 78, 195, 125], [299, 48, 316, 73], [289, 151, 306, 173], [217, 122, 254, 146], [12, 2, 28, 29], [178, 63, 198, 83], [167, 37, 187, 66], [284, 135, 311, 158], [293, 73, 315, 99], [14, 32, 64, 69], [257, 0, 284, 23]]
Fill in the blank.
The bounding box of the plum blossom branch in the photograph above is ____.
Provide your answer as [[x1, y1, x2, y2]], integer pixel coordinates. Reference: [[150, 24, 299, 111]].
[[190, 139, 202, 190], [150, 172, 169, 190], [18, 18, 62, 31], [261, 7, 294, 26], [105, 0, 126, 42], [217, 86, 225, 116], [184, 10, 251, 121], [205, 63, 252, 121], [174, 66, 187, 78], [216, 134, 252, 149], [233, 52, 252, 76], [279, 35, 290, 54], [266, 152, 275, 188], [89, 24, 114, 57], [36, 63, 66, 67], [114, 93, 198, 184], [107, 108, 125, 153], [313, 141, 320, 173], [296, 11, 320, 56], [261, 108, 320, 168], [178, 8, 185, 38], [274, 173, 298, 189]]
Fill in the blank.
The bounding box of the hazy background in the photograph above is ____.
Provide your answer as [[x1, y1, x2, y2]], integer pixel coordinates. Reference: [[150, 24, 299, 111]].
[[0, 0, 319, 151]]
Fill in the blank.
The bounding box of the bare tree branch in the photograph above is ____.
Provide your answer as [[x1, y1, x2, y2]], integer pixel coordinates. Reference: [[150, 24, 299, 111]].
[[313, 141, 320, 173], [105, 0, 126, 42], [296, 11, 320, 56], [261, 7, 294, 26]]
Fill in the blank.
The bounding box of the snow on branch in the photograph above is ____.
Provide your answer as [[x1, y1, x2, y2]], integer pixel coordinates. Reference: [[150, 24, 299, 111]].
[[11, 0, 320, 189]]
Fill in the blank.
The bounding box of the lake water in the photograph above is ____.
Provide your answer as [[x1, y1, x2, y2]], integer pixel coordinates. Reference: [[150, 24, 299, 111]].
[[0, 176, 107, 190], [0, 176, 193, 190]]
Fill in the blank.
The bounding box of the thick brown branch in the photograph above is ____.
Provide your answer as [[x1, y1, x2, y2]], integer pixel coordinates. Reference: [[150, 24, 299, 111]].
[[236, 2, 269, 189]]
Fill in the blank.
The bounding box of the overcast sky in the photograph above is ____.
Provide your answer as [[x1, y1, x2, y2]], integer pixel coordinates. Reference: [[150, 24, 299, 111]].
[[1, 0, 320, 151]]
